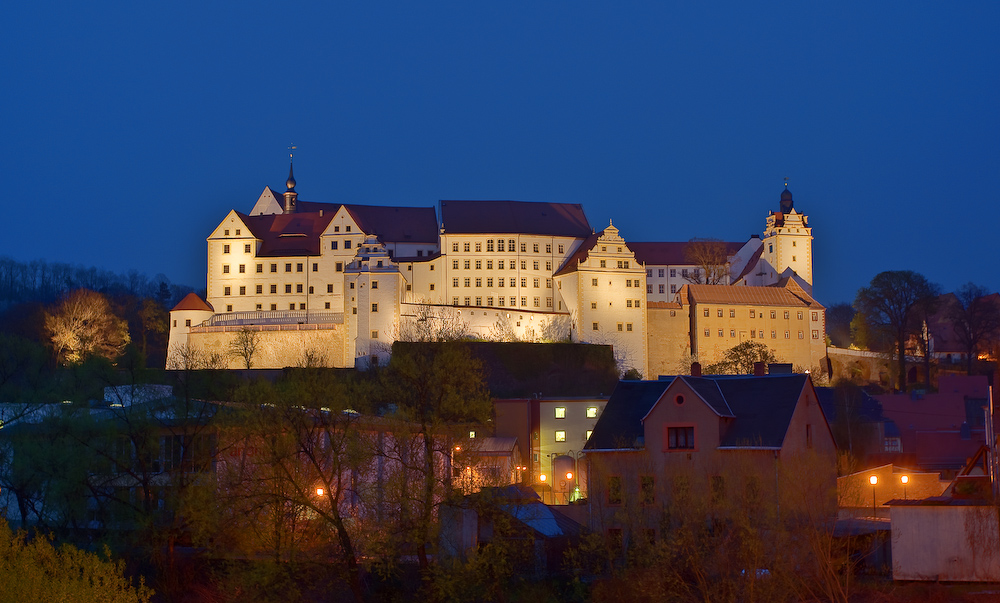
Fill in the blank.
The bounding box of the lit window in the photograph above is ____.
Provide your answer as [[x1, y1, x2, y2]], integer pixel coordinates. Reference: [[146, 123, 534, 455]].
[[555, 407, 566, 418], [555, 431, 566, 442], [586, 429, 593, 440], [587, 407, 598, 418]]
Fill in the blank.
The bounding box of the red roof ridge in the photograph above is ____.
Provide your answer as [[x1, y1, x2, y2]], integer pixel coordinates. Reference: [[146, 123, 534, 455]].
[[171, 292, 214, 312]]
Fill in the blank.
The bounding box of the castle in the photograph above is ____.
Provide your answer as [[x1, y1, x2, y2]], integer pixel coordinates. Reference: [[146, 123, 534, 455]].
[[167, 166, 826, 376]]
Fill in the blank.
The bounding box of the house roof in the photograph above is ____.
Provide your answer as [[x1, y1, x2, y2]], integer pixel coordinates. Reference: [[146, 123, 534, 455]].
[[586, 374, 812, 451], [685, 282, 823, 308], [584, 379, 673, 450], [475, 436, 519, 454], [171, 292, 213, 312], [239, 211, 334, 256], [440, 200, 592, 237], [629, 241, 745, 266]]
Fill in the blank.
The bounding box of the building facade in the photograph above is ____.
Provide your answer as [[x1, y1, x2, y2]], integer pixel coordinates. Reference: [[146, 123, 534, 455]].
[[168, 166, 825, 376]]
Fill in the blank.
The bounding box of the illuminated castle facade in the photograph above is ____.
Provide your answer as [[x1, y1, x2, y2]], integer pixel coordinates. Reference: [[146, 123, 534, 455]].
[[167, 167, 824, 375]]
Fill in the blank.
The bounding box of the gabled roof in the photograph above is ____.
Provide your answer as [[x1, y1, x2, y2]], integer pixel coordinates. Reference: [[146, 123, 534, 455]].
[[587, 374, 812, 452], [296, 202, 439, 244], [440, 200, 592, 237], [171, 292, 213, 312], [553, 233, 599, 277], [629, 241, 745, 266], [584, 379, 673, 450], [685, 281, 823, 308], [239, 211, 335, 256]]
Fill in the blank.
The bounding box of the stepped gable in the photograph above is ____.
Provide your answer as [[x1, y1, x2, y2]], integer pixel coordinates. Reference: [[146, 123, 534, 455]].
[[440, 200, 592, 237]]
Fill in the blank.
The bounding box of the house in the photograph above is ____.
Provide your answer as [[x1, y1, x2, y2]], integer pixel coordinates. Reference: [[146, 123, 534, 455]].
[[167, 165, 823, 374], [582, 372, 836, 545]]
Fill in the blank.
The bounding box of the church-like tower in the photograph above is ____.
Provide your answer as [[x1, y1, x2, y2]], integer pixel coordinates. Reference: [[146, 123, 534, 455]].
[[761, 187, 813, 289]]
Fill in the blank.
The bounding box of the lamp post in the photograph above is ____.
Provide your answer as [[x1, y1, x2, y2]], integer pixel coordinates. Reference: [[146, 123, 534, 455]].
[[869, 475, 878, 518], [901, 475, 908, 500], [539, 473, 547, 504]]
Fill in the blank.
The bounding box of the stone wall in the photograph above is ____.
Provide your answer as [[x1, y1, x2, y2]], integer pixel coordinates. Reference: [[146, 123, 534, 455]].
[[183, 324, 347, 369]]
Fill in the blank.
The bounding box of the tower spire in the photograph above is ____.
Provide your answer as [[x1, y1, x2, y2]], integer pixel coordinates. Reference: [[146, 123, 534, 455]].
[[283, 145, 298, 213]]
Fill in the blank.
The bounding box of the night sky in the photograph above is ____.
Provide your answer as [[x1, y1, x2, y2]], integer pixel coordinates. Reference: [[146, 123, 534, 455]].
[[3, 2, 997, 306]]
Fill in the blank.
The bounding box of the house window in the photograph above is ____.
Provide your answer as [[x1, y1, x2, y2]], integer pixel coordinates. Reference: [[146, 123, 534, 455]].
[[465, 297, 471, 306], [660, 284, 665, 294], [555, 430, 566, 442], [371, 303, 378, 312], [296, 284, 303, 293], [558, 244, 564, 253], [224, 229, 229, 236], [345, 226, 351, 232], [608, 476, 623, 505], [271, 263, 277, 273], [453, 260, 459, 270], [271, 285, 277, 294], [244, 243, 251, 253], [798, 330, 804, 339], [224, 286, 231, 296], [223, 265, 230, 274], [184, 319, 190, 327], [647, 285, 652, 294], [704, 308, 709, 317], [520, 260, 527, 270], [227, 304, 233, 312], [256, 304, 262, 310], [313, 263, 318, 272], [640, 476, 655, 505], [475, 296, 482, 305], [797, 311, 804, 320], [452, 242, 459, 252], [453, 278, 459, 287], [587, 406, 598, 418], [487, 240, 494, 252], [271, 304, 277, 311], [704, 328, 710, 337], [464, 260, 470, 270], [586, 429, 592, 440], [256, 264, 263, 273], [464, 278, 470, 287], [730, 329, 736, 337], [671, 285, 677, 293], [771, 330, 776, 338], [453, 297, 459, 305], [626, 323, 632, 331], [308, 286, 314, 294], [533, 297, 540, 307], [475, 278, 482, 287], [785, 330, 790, 339], [667, 426, 695, 450], [371, 280, 378, 289], [325, 302, 330, 309], [593, 322, 599, 331], [331, 241, 338, 250], [545, 244, 551, 253], [812, 311, 819, 321], [223, 244, 230, 254], [296, 263, 303, 273], [509, 239, 515, 250], [334, 226, 340, 232], [812, 330, 820, 339], [475, 260, 482, 270], [285, 263, 292, 272], [555, 407, 566, 419], [464, 242, 470, 252], [521, 297, 527, 306], [285, 284, 292, 293], [619, 323, 624, 332], [327, 284, 333, 293], [750, 309, 756, 318], [784, 311, 790, 319], [255, 285, 262, 294], [345, 240, 351, 248], [371, 330, 378, 339], [670, 269, 676, 277], [238, 264, 246, 274], [533, 261, 539, 270], [718, 329, 724, 337], [475, 242, 482, 252]]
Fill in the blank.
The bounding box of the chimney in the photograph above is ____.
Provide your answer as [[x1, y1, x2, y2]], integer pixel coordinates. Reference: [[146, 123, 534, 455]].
[[754, 362, 767, 377], [691, 362, 702, 377]]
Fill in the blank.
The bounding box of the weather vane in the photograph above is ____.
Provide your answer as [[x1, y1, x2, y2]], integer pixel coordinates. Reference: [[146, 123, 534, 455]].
[[288, 145, 297, 161]]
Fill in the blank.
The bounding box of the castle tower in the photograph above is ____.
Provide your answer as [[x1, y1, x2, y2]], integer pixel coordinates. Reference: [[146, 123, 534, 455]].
[[761, 186, 813, 290], [283, 162, 298, 214], [345, 235, 404, 368]]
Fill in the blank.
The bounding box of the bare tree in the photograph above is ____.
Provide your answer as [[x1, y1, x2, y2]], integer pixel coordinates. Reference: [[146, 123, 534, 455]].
[[44, 289, 130, 364], [948, 283, 1000, 375], [228, 327, 261, 369], [682, 238, 730, 285]]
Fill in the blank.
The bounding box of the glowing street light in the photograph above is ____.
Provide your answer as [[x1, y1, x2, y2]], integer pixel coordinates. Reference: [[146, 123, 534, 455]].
[[901, 475, 908, 500], [869, 475, 878, 518], [316, 487, 325, 497]]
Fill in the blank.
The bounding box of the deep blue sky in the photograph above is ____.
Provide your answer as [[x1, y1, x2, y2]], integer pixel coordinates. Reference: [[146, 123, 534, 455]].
[[3, 2, 997, 306]]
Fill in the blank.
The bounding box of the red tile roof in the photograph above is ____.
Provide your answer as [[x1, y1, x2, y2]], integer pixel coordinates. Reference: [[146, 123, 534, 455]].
[[171, 292, 213, 312], [296, 201, 439, 244], [684, 282, 823, 308], [239, 211, 335, 257], [629, 241, 745, 266], [440, 200, 592, 237]]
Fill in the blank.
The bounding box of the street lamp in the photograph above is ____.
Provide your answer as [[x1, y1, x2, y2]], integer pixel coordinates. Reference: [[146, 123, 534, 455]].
[[869, 475, 878, 518], [316, 487, 325, 497], [901, 475, 908, 500]]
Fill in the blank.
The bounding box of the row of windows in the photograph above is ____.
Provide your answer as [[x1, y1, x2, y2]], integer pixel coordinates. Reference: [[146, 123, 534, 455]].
[[590, 278, 642, 289], [222, 243, 252, 254], [647, 284, 676, 294], [451, 296, 552, 308], [223, 262, 333, 274], [451, 240, 564, 254], [553, 429, 594, 442], [588, 300, 642, 310], [451, 259, 554, 271], [451, 277, 552, 288], [702, 328, 818, 340], [223, 302, 316, 312], [223, 282, 351, 296], [553, 406, 600, 419], [701, 308, 819, 321], [591, 321, 636, 331], [646, 268, 696, 279], [597, 259, 632, 269], [222, 229, 242, 236]]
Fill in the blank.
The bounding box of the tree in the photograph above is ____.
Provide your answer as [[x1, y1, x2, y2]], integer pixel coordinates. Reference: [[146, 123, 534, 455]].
[[228, 327, 261, 369], [380, 342, 493, 576], [137, 298, 168, 361], [682, 239, 730, 285], [948, 283, 1000, 375], [44, 289, 130, 364], [0, 520, 153, 603], [705, 341, 779, 375], [908, 290, 942, 388], [854, 271, 939, 391]]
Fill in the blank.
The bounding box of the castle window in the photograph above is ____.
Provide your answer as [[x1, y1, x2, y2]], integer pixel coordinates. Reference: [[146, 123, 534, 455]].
[[239, 264, 245, 273], [533, 278, 539, 288], [533, 297, 540, 307], [430, 284, 435, 290], [313, 263, 318, 272], [546, 279, 552, 288], [546, 297, 552, 307], [792, 255, 796, 262], [510, 296, 517, 306], [475, 278, 482, 287], [498, 260, 505, 270], [256, 285, 262, 294], [325, 302, 330, 309], [464, 242, 470, 252], [521, 297, 527, 306], [660, 285, 666, 294], [227, 305, 233, 312], [704, 308, 709, 317], [256, 264, 263, 273], [327, 284, 333, 293], [608, 476, 623, 505], [224, 287, 231, 296], [533, 261, 539, 270], [771, 330, 776, 338], [592, 278, 598, 286], [546, 244, 551, 253], [296, 263, 303, 273], [487, 278, 493, 287], [344, 240, 351, 248], [647, 285, 652, 293], [336, 262, 343, 272], [345, 226, 351, 232], [769, 244, 773, 253], [308, 286, 314, 294], [271, 285, 277, 294], [670, 269, 676, 277], [792, 241, 797, 247], [475, 260, 482, 270], [521, 278, 527, 288], [371, 303, 378, 312], [371, 330, 378, 339], [704, 328, 710, 337], [601, 260, 607, 268], [334, 226, 340, 232], [812, 311, 819, 321], [498, 278, 504, 287], [474, 242, 481, 252], [812, 330, 820, 339], [521, 260, 527, 270], [299, 303, 305, 310], [509, 239, 515, 250], [771, 310, 776, 319], [785, 330, 790, 339], [798, 330, 804, 339], [797, 311, 803, 320], [371, 280, 378, 289], [717, 309, 723, 317], [521, 243, 527, 253], [223, 265, 230, 274], [587, 406, 598, 418], [476, 296, 482, 305], [271, 263, 277, 273], [731, 329, 736, 337], [285, 263, 292, 272], [223, 244, 230, 254], [671, 285, 677, 293], [555, 430, 566, 442], [718, 329, 723, 337], [271, 304, 277, 311], [453, 297, 459, 305], [239, 286, 246, 295], [464, 260, 470, 269], [244, 244, 251, 253], [617, 323, 623, 332], [750, 309, 755, 318], [285, 284, 292, 293], [658, 269, 665, 278], [593, 322, 599, 331], [591, 302, 597, 309], [464, 278, 470, 287], [487, 296, 493, 305], [498, 297, 505, 307], [464, 297, 471, 306], [453, 260, 459, 269], [487, 240, 494, 252], [627, 300, 633, 308], [487, 260, 493, 269], [558, 244, 564, 253], [555, 406, 566, 419], [510, 278, 516, 287], [681, 269, 688, 277], [184, 319, 190, 327], [224, 230, 229, 236], [331, 241, 338, 250], [784, 311, 790, 319], [617, 260, 623, 269]]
